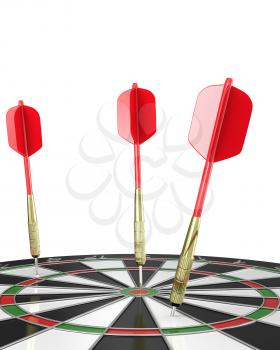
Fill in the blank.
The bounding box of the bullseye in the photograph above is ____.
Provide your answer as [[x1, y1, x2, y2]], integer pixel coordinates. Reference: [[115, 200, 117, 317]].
[[130, 289, 149, 295], [121, 287, 158, 297]]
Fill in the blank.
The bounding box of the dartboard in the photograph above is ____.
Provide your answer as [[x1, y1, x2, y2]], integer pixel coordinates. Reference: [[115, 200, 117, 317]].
[[0, 254, 280, 350]]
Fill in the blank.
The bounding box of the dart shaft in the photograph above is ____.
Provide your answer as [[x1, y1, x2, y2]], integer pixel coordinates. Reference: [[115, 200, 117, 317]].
[[134, 143, 141, 188], [134, 188, 146, 266], [139, 265, 143, 287], [170, 216, 200, 306], [27, 195, 40, 258], [193, 161, 213, 217], [24, 157, 33, 194]]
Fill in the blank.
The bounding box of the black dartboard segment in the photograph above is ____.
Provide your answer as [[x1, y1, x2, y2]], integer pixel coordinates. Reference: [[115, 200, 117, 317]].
[[0, 254, 279, 349]]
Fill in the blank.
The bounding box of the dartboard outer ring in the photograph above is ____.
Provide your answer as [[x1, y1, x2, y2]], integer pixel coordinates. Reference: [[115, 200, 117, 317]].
[[0, 254, 280, 349]]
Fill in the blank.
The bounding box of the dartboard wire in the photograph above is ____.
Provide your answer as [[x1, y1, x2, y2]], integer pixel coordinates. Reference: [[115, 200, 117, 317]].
[[146, 269, 225, 289], [142, 297, 172, 350], [158, 293, 262, 310], [2, 257, 279, 284], [143, 258, 219, 289], [37, 295, 132, 329], [15, 294, 122, 317], [154, 294, 249, 324], [0, 291, 127, 326], [15, 291, 122, 306], [2, 263, 280, 319], [157, 279, 280, 321], [152, 280, 280, 348], [217, 332, 259, 350], [74, 262, 135, 289], [14, 282, 120, 293], [158, 287, 266, 309], [92, 267, 140, 288], [122, 259, 137, 287], [158, 283, 268, 291], [0, 266, 130, 329], [88, 296, 136, 350], [11, 279, 120, 300], [149, 296, 259, 350], [40, 260, 280, 295], [1, 277, 125, 315], [45, 295, 131, 329], [1, 255, 279, 271], [37, 260, 123, 288], [153, 267, 280, 290], [255, 316, 280, 329], [46, 268, 122, 289], [0, 266, 122, 292], [30, 274, 279, 334], [150, 296, 220, 334], [156, 294, 260, 319], [254, 317, 280, 329], [1, 278, 121, 307], [0, 295, 131, 350], [142, 258, 168, 288], [1, 268, 277, 326], [38, 263, 126, 290], [19, 283, 120, 294]]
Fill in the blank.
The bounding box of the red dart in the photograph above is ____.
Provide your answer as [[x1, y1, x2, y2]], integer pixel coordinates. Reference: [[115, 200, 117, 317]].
[[170, 78, 252, 313], [118, 83, 156, 286], [6, 100, 43, 276]]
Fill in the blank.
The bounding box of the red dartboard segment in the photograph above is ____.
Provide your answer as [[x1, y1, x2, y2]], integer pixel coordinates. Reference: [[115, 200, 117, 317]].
[[19, 278, 44, 286], [6, 101, 42, 157], [0, 295, 15, 305], [262, 298, 279, 309], [242, 280, 264, 288], [107, 328, 161, 335], [21, 315, 59, 327], [211, 317, 252, 329]]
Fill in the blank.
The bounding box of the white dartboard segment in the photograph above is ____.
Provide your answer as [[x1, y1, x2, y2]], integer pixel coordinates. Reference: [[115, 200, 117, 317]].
[[0, 266, 56, 278], [50, 274, 119, 289], [67, 297, 132, 327], [6, 329, 101, 350], [19, 295, 114, 314], [184, 298, 257, 316], [187, 288, 260, 298], [166, 330, 253, 350], [145, 297, 201, 328]]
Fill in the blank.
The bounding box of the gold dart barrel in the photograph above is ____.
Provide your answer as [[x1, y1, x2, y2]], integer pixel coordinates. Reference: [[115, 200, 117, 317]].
[[170, 216, 200, 306], [27, 194, 40, 258], [134, 188, 146, 266]]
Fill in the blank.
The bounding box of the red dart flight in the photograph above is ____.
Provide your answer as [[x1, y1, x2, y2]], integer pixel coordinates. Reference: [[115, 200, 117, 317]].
[[170, 78, 253, 313], [117, 83, 156, 286], [6, 100, 43, 276]]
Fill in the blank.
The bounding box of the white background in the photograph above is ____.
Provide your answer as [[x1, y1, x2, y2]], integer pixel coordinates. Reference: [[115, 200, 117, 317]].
[[0, 0, 279, 264]]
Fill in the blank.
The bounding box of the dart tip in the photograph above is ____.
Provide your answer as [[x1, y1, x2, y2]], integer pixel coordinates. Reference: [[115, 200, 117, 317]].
[[139, 265, 143, 287], [170, 306, 176, 317], [34, 258, 39, 277]]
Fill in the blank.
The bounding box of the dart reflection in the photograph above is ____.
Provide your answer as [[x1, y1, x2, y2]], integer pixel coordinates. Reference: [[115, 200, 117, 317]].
[[133, 299, 145, 350], [25, 323, 38, 350]]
